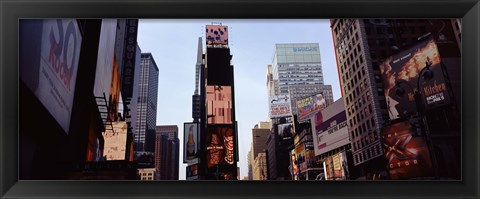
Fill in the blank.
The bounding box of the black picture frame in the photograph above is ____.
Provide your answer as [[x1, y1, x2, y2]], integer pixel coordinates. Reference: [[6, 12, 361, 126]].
[[1, 0, 479, 198]]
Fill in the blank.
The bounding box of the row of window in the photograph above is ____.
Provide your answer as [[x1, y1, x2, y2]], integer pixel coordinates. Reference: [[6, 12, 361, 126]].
[[354, 143, 382, 164]]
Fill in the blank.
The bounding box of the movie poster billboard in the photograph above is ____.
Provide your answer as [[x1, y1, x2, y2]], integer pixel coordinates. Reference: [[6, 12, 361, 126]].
[[269, 95, 292, 118], [381, 121, 433, 179], [206, 86, 232, 124], [297, 93, 327, 121], [20, 19, 82, 134], [206, 25, 228, 46], [184, 123, 199, 164], [312, 99, 350, 156], [379, 37, 451, 120], [102, 121, 128, 160], [206, 125, 236, 180]]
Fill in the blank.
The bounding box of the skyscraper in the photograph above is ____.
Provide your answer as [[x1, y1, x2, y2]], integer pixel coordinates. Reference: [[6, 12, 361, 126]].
[[331, 19, 461, 179], [155, 125, 180, 180], [135, 53, 159, 153]]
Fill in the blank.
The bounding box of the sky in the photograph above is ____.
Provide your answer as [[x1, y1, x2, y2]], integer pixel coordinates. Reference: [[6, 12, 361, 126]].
[[136, 19, 341, 180]]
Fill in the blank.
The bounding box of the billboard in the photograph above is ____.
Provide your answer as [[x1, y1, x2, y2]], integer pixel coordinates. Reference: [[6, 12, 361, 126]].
[[297, 93, 327, 121], [184, 123, 200, 164], [312, 99, 350, 156], [93, 19, 117, 111], [186, 164, 199, 180], [269, 95, 292, 118], [102, 121, 128, 160], [20, 19, 82, 134], [277, 122, 293, 140], [206, 25, 228, 46], [206, 85, 232, 124], [381, 121, 432, 179], [379, 38, 451, 120], [205, 125, 237, 180], [323, 151, 349, 180]]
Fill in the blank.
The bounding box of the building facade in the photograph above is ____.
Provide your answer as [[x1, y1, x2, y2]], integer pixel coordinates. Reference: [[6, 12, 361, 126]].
[[155, 125, 180, 180], [331, 19, 461, 179], [134, 53, 159, 153]]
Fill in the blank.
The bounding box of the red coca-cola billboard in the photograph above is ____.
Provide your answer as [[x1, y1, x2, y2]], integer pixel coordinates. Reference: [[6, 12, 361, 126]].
[[381, 121, 432, 179]]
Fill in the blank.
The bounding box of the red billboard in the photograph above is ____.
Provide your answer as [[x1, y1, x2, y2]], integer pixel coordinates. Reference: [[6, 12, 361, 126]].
[[206, 125, 235, 168], [381, 121, 432, 179], [380, 38, 451, 120]]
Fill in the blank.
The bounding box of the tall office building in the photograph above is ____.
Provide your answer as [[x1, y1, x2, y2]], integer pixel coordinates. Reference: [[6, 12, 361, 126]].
[[269, 43, 333, 115], [198, 23, 238, 180], [331, 19, 461, 179], [155, 125, 180, 180], [251, 123, 270, 180], [134, 53, 159, 153]]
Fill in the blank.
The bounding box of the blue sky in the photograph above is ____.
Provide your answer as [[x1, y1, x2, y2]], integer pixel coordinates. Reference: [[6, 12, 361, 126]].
[[137, 19, 341, 180]]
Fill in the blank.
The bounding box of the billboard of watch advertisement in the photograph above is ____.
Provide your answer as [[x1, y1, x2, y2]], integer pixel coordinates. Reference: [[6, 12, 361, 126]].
[[269, 95, 292, 118], [19, 19, 82, 134], [297, 93, 327, 121], [379, 37, 451, 120], [184, 123, 199, 164], [312, 99, 350, 156], [381, 121, 433, 180]]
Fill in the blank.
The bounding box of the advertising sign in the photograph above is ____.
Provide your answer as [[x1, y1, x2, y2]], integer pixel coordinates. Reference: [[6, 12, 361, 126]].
[[206, 25, 228, 46], [102, 121, 128, 160], [184, 123, 199, 164], [277, 123, 293, 140], [381, 121, 432, 179], [312, 99, 349, 156], [323, 151, 349, 180], [297, 93, 327, 121], [269, 95, 292, 118], [121, 19, 139, 100], [94, 19, 117, 109], [206, 125, 237, 180], [186, 164, 199, 180], [206, 85, 232, 124], [379, 38, 451, 120], [28, 19, 82, 134]]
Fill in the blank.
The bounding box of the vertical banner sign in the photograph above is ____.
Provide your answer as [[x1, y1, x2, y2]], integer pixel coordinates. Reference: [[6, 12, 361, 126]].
[[269, 95, 292, 118], [381, 121, 433, 179], [121, 19, 139, 100], [35, 19, 82, 134], [379, 38, 450, 120], [184, 123, 199, 164]]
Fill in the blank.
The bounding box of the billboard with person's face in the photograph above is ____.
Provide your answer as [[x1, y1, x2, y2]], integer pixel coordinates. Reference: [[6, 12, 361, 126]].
[[297, 93, 327, 121], [381, 121, 433, 179], [380, 37, 451, 120]]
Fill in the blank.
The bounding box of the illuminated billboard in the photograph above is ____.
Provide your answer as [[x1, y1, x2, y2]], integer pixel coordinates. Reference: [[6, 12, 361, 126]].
[[102, 121, 128, 160], [206, 86, 232, 124], [312, 99, 349, 156], [269, 95, 292, 118], [206, 125, 236, 180], [381, 121, 432, 179], [297, 93, 327, 121], [184, 123, 199, 164], [379, 38, 451, 120], [19, 19, 82, 134], [206, 25, 228, 46]]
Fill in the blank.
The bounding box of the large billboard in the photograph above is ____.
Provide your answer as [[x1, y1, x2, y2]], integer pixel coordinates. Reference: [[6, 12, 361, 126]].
[[102, 121, 128, 160], [297, 93, 327, 121], [269, 95, 292, 118], [205, 125, 237, 180], [20, 19, 82, 134], [381, 121, 432, 179], [380, 38, 451, 120], [206, 25, 228, 46], [184, 123, 200, 164], [206, 85, 232, 124], [312, 99, 350, 156]]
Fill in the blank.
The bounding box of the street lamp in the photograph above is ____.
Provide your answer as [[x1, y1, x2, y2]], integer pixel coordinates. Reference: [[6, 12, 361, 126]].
[[394, 58, 439, 179]]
